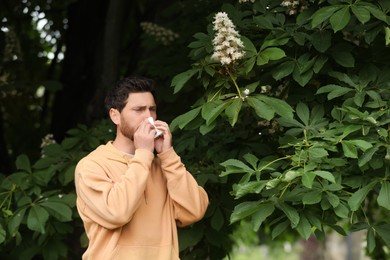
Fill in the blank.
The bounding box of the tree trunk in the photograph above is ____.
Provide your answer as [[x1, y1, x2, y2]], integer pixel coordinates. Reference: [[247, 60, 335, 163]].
[[50, 0, 108, 140], [0, 113, 12, 174]]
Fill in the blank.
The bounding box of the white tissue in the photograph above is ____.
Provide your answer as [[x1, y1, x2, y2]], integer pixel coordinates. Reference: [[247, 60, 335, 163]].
[[147, 117, 163, 138]]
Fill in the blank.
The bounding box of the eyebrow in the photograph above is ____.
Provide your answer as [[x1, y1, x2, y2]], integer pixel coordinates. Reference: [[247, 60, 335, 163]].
[[131, 105, 156, 109]]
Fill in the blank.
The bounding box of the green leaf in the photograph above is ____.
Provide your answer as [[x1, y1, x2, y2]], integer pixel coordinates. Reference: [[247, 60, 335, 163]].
[[348, 140, 373, 151], [202, 101, 230, 126], [220, 159, 254, 176], [247, 97, 274, 120], [283, 170, 301, 182], [316, 84, 353, 100], [296, 215, 312, 239], [253, 15, 274, 30], [377, 181, 390, 210], [311, 31, 331, 52], [271, 220, 289, 239], [296, 102, 309, 125], [15, 154, 31, 172], [348, 181, 378, 211], [374, 223, 390, 247], [260, 47, 286, 61], [359, 145, 380, 167], [278, 202, 300, 228], [351, 5, 370, 24], [40, 200, 72, 222], [334, 203, 349, 218], [243, 153, 259, 169], [342, 141, 358, 158], [8, 208, 27, 236], [313, 55, 328, 73], [367, 228, 376, 253], [330, 6, 351, 32], [365, 6, 387, 22], [309, 148, 328, 159], [210, 208, 224, 231], [0, 224, 5, 244], [331, 51, 355, 68], [303, 190, 322, 205], [326, 192, 340, 208], [171, 69, 198, 94], [170, 107, 201, 131], [311, 6, 342, 28], [386, 27, 390, 46], [251, 202, 275, 231], [233, 181, 268, 199], [230, 201, 262, 224], [272, 61, 295, 80], [257, 95, 294, 119], [225, 99, 242, 126], [27, 205, 49, 233], [314, 170, 336, 183], [302, 171, 316, 189], [179, 226, 204, 251]]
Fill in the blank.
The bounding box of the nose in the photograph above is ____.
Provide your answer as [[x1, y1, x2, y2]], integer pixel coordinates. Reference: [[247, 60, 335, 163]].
[[145, 109, 153, 118]]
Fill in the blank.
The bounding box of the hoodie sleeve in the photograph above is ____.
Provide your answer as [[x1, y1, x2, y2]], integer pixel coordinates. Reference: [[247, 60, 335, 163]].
[[157, 147, 209, 227], [75, 149, 154, 229]]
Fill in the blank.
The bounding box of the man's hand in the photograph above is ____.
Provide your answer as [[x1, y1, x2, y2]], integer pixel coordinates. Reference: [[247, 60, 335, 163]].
[[133, 119, 156, 153], [153, 120, 172, 153]]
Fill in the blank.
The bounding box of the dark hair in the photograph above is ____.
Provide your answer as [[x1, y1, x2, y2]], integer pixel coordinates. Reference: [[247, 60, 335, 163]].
[[104, 75, 156, 113]]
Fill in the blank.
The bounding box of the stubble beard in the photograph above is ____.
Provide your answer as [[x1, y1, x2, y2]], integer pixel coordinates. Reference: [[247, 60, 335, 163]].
[[119, 121, 135, 141]]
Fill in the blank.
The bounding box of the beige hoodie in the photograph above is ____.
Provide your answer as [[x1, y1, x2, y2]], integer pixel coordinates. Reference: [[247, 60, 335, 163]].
[[75, 142, 209, 260]]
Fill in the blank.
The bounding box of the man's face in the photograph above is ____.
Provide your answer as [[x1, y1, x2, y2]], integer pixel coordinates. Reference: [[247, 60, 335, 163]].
[[116, 92, 157, 140]]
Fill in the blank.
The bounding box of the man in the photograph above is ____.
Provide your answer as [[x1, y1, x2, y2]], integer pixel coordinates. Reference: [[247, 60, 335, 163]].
[[74, 76, 209, 260]]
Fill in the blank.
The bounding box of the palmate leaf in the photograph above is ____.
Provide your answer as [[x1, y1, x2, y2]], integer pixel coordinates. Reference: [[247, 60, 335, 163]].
[[272, 60, 295, 80], [271, 220, 289, 239], [40, 200, 72, 222], [220, 159, 254, 177], [230, 201, 263, 224], [232, 181, 268, 199], [8, 207, 27, 236], [15, 154, 31, 173], [348, 180, 379, 211], [251, 202, 275, 231], [367, 228, 376, 253], [247, 96, 274, 120], [27, 205, 49, 234], [171, 69, 199, 94], [296, 215, 312, 239], [330, 6, 351, 32], [202, 101, 230, 126], [277, 202, 300, 228], [316, 84, 353, 100], [225, 99, 242, 126], [170, 107, 201, 131], [377, 181, 390, 210], [257, 47, 286, 65], [255, 95, 294, 119], [351, 5, 370, 24], [311, 6, 343, 28], [374, 223, 390, 248], [0, 224, 5, 244]]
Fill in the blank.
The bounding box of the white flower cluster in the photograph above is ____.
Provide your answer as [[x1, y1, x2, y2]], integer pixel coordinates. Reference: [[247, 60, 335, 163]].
[[281, 0, 308, 15], [211, 12, 245, 66], [238, 0, 255, 3], [41, 133, 56, 148], [140, 22, 179, 46]]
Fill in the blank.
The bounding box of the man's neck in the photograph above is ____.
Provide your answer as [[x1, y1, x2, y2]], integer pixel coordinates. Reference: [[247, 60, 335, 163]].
[[112, 136, 135, 155]]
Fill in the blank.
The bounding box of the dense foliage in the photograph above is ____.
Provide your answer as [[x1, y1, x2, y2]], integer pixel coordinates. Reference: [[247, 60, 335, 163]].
[[1, 0, 390, 259], [171, 0, 390, 258]]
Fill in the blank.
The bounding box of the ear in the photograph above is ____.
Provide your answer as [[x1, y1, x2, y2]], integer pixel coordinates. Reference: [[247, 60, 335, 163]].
[[109, 108, 120, 125]]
